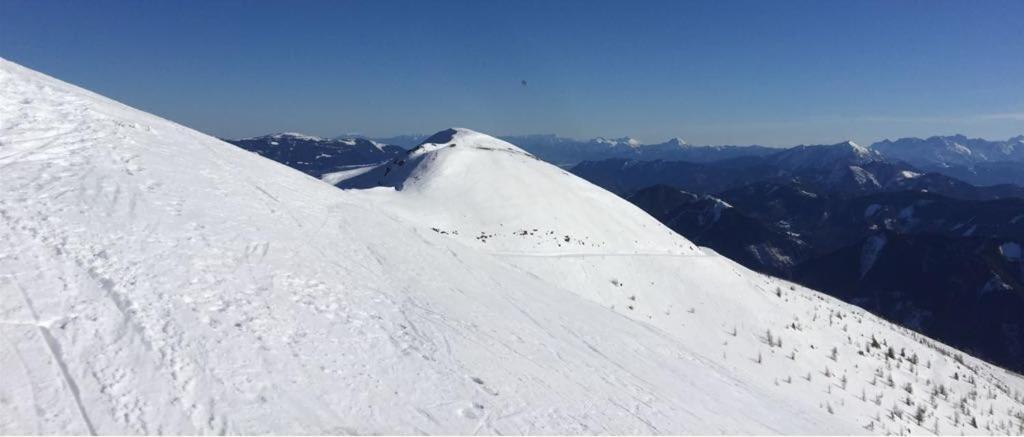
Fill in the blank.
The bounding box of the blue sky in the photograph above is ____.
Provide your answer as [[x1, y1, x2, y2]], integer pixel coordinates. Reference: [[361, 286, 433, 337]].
[[2, 0, 1022, 146]]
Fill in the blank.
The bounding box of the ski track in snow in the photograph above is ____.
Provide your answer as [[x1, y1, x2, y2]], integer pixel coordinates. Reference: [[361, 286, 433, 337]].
[[3, 59, 1024, 435]]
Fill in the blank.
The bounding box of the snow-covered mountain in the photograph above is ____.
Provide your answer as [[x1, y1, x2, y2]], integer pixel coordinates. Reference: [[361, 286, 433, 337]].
[[768, 141, 883, 170], [333, 129, 1024, 434], [4, 58, 1024, 435], [226, 133, 403, 179], [334, 128, 696, 254], [872, 135, 1024, 168], [871, 135, 1024, 187], [572, 144, 1024, 201]]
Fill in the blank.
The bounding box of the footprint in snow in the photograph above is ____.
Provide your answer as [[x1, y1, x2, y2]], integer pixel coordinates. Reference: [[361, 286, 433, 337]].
[[457, 402, 486, 419], [470, 376, 499, 396]]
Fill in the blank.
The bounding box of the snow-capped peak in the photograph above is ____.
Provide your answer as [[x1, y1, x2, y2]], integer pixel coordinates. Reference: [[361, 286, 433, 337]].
[[768, 140, 883, 170], [411, 127, 530, 156], [825, 141, 882, 161], [665, 137, 689, 147], [838, 140, 870, 155], [367, 139, 388, 151], [337, 127, 697, 254]]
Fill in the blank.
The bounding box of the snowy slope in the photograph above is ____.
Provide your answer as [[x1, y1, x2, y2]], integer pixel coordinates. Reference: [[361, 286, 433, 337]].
[[2, 59, 1024, 435], [336, 128, 1024, 435]]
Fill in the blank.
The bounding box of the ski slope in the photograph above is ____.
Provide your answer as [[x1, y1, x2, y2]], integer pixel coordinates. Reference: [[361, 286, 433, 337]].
[[2, 58, 1024, 435]]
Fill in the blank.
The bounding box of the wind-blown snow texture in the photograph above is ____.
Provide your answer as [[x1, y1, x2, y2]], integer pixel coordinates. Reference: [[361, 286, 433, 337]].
[[2, 58, 1024, 435]]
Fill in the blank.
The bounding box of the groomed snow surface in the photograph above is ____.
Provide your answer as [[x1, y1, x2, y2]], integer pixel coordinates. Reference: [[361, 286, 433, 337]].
[[2, 58, 1024, 435]]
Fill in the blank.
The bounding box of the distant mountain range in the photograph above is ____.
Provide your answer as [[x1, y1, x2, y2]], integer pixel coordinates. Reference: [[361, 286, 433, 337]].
[[497, 135, 778, 167], [873, 135, 1024, 186], [355, 132, 1024, 186], [542, 133, 1024, 186], [332, 132, 778, 168], [571, 141, 1024, 201], [225, 133, 405, 179], [873, 134, 1024, 167]]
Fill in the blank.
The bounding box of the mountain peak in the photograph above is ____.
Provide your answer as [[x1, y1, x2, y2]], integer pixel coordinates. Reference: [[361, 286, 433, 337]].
[[622, 137, 642, 147], [335, 128, 695, 254], [837, 140, 871, 156], [413, 127, 530, 156], [767, 140, 882, 170], [665, 137, 689, 147]]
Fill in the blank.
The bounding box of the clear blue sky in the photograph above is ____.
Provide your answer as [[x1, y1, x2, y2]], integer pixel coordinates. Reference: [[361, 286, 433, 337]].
[[2, 0, 1022, 146]]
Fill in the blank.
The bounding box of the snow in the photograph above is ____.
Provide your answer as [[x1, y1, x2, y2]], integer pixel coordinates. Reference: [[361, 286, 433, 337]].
[[771, 142, 883, 171], [320, 164, 380, 185], [844, 140, 871, 157], [333, 138, 386, 151], [665, 137, 688, 148], [704, 197, 732, 225], [870, 135, 1024, 167], [746, 244, 795, 269], [848, 165, 882, 188], [898, 170, 922, 179], [952, 142, 973, 156], [3, 58, 1024, 435], [336, 128, 698, 255], [593, 136, 642, 148], [796, 189, 818, 198], [1000, 242, 1022, 261]]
